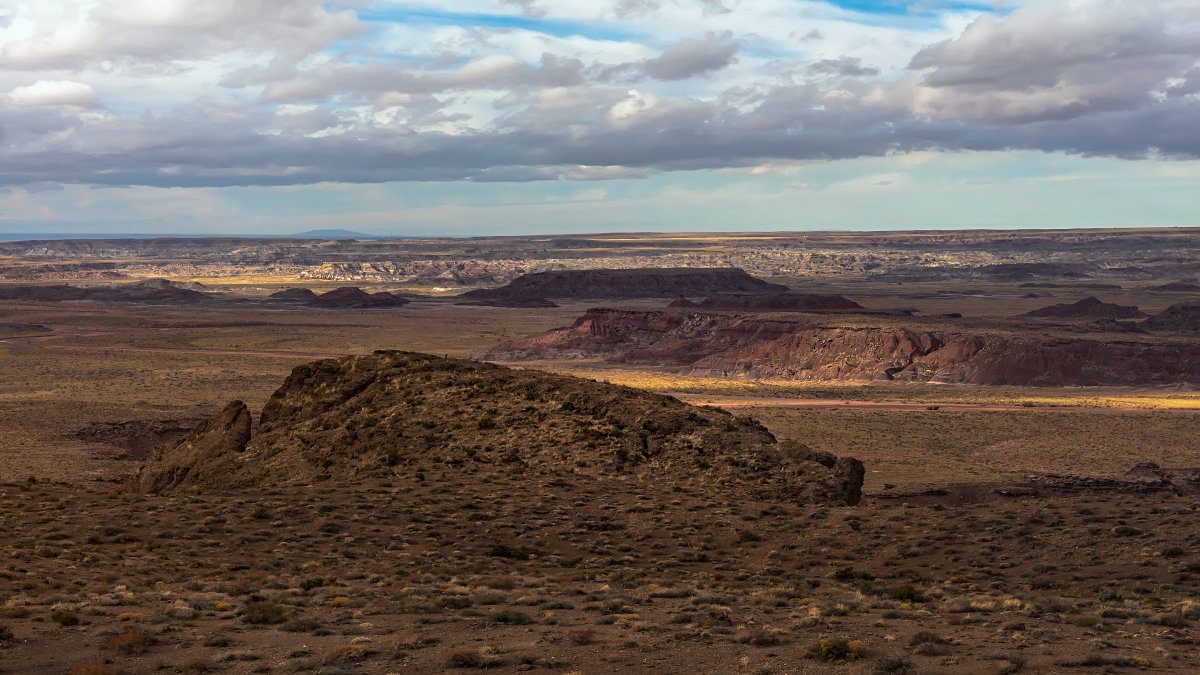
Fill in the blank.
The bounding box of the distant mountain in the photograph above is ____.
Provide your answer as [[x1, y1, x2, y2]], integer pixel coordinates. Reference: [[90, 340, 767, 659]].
[[291, 229, 375, 239]]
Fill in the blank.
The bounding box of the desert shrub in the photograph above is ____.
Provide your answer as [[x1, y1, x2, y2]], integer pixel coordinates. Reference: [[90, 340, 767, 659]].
[[1057, 654, 1151, 668], [831, 567, 874, 582], [0, 623, 13, 646], [241, 600, 290, 625], [808, 637, 862, 663], [51, 609, 80, 626], [488, 608, 533, 624], [488, 544, 537, 560], [889, 585, 928, 603], [734, 626, 784, 646], [445, 646, 503, 668], [566, 629, 596, 645], [873, 656, 914, 674], [323, 644, 375, 664], [1156, 613, 1190, 628], [104, 632, 151, 655]]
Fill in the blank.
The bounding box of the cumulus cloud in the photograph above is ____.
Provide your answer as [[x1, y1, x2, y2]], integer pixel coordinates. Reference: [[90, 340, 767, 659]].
[[6, 80, 99, 107], [642, 35, 739, 80], [0, 0, 1198, 193]]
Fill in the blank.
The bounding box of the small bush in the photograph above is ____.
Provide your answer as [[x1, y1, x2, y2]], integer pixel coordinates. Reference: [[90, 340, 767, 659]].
[[104, 632, 151, 655], [0, 623, 13, 646], [808, 637, 862, 663], [889, 585, 928, 603], [488, 544, 538, 560], [445, 647, 504, 668], [488, 608, 533, 624], [735, 627, 784, 646], [873, 655, 914, 674], [51, 610, 80, 626], [241, 600, 290, 625]]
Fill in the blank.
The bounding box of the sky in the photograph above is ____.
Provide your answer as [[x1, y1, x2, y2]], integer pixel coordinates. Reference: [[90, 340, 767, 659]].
[[0, 0, 1198, 236]]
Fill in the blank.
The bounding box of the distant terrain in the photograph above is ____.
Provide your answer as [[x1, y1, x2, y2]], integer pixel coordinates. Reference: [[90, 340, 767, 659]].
[[2, 229, 1200, 673]]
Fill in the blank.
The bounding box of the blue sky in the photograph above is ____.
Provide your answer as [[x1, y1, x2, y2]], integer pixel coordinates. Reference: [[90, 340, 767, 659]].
[[0, 0, 1197, 236]]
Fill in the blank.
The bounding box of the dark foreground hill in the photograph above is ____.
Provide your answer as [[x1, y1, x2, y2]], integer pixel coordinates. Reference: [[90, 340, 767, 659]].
[[458, 268, 787, 306], [1144, 303, 1200, 332], [136, 351, 863, 504], [482, 308, 1200, 386]]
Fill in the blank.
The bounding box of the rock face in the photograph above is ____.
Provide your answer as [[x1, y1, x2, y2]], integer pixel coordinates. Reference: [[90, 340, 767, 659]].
[[458, 268, 787, 305], [136, 401, 252, 493], [1149, 280, 1200, 292], [1025, 296, 1147, 320], [135, 351, 864, 505], [308, 287, 409, 308], [1144, 303, 1200, 332], [482, 308, 1200, 386]]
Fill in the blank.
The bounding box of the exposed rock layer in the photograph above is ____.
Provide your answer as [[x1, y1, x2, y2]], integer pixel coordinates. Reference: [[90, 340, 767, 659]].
[[136, 351, 863, 505], [482, 308, 1200, 386]]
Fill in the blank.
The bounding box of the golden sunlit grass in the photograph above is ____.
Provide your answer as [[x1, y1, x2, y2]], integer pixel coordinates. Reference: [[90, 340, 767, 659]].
[[534, 365, 1200, 410]]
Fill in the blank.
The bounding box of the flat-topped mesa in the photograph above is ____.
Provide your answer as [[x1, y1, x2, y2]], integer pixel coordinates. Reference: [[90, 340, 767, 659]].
[[457, 268, 787, 305], [481, 308, 1200, 386], [135, 351, 864, 505], [1024, 296, 1147, 320]]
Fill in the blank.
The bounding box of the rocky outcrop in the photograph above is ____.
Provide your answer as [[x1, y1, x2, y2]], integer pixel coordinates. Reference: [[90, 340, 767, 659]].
[[1144, 303, 1200, 332], [1149, 280, 1200, 292], [135, 352, 864, 505], [308, 287, 410, 308], [1025, 296, 1146, 320], [458, 268, 787, 305], [482, 308, 1200, 386], [136, 401, 252, 493]]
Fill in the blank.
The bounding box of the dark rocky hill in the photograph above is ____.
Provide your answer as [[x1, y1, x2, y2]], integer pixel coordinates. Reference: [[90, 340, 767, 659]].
[[1144, 303, 1200, 332], [458, 268, 787, 306], [308, 286, 409, 308], [1024, 296, 1146, 320], [136, 351, 863, 504]]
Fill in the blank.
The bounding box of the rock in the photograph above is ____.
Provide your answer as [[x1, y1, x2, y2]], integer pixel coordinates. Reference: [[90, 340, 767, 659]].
[[135, 352, 863, 505], [1149, 280, 1200, 292], [1024, 296, 1147, 320], [136, 401, 252, 494], [481, 308, 1200, 386]]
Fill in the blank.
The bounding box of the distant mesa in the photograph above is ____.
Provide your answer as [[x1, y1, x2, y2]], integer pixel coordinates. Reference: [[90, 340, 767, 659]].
[[292, 229, 373, 239], [671, 292, 864, 312], [457, 268, 787, 307], [1149, 279, 1200, 292], [1144, 303, 1200, 333], [482, 308, 1200, 387], [135, 351, 864, 505], [0, 282, 213, 304], [1024, 296, 1147, 320], [267, 287, 319, 303], [308, 286, 410, 309]]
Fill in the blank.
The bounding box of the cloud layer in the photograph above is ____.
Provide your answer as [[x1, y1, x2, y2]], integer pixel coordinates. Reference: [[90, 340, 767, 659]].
[[1, 0, 1198, 192]]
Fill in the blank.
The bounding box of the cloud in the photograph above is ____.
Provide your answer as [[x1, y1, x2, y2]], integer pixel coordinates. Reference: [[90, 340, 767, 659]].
[[6, 80, 99, 107], [641, 34, 739, 80], [807, 57, 880, 78]]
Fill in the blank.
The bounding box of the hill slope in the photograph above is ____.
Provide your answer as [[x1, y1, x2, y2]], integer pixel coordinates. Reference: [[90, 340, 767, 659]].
[[137, 351, 863, 504]]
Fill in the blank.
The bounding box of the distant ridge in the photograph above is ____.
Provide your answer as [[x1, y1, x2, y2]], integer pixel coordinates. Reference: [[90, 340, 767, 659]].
[[291, 229, 374, 239]]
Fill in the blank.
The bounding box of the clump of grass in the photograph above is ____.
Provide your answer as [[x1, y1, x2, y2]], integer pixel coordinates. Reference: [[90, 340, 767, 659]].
[[103, 631, 152, 655], [0, 623, 14, 646], [488, 608, 533, 624], [889, 584, 928, 603]]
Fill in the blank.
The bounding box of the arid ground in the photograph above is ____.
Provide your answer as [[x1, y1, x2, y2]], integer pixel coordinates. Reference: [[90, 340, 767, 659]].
[[2, 230, 1200, 673]]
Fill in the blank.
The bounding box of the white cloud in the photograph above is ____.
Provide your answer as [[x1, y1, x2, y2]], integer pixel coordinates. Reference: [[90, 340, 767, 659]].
[[6, 80, 99, 107]]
